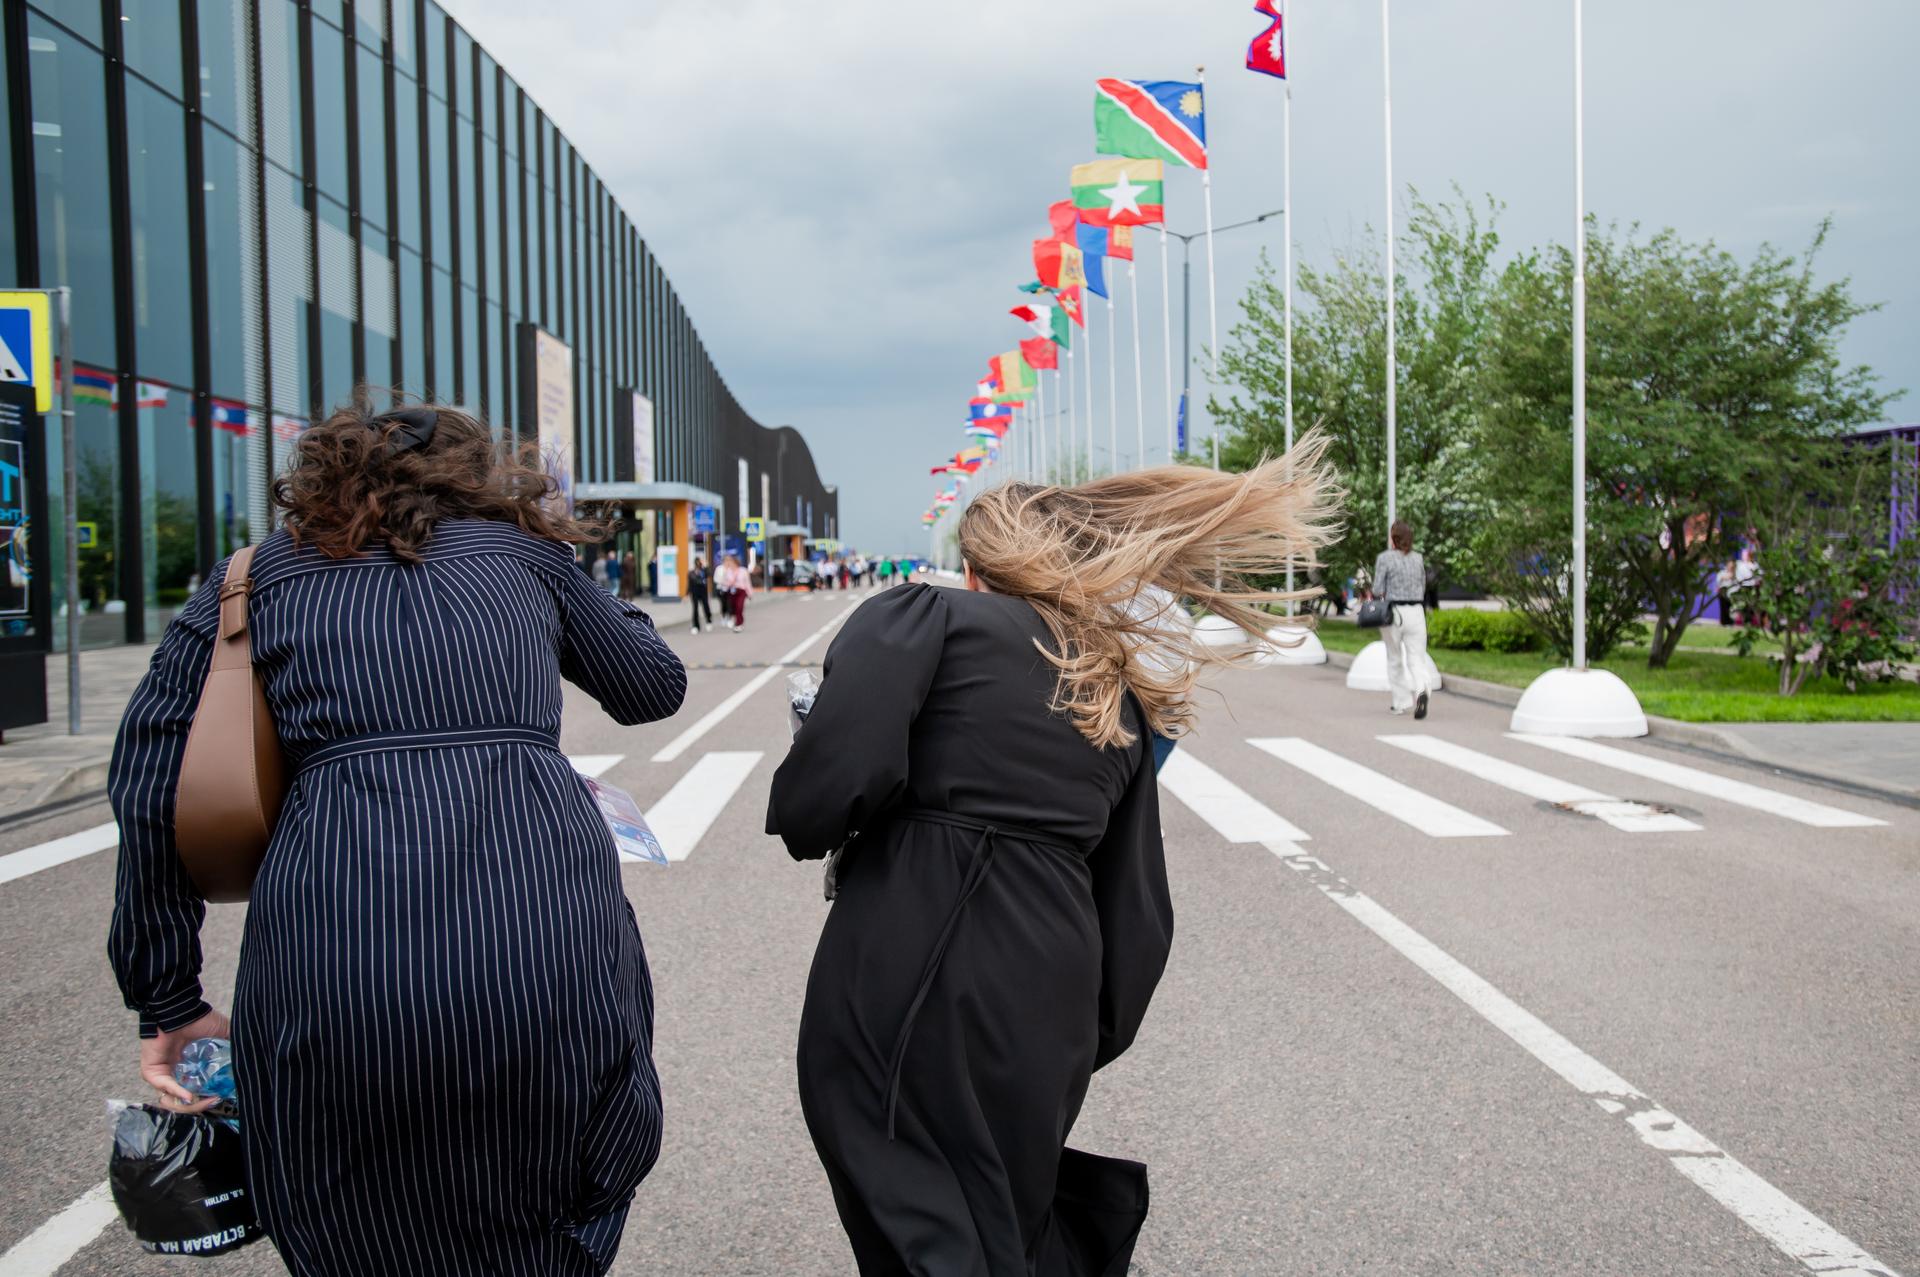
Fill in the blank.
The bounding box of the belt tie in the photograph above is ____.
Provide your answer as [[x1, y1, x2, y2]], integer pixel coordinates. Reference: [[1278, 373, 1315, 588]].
[[879, 808, 1076, 1142], [295, 724, 562, 774]]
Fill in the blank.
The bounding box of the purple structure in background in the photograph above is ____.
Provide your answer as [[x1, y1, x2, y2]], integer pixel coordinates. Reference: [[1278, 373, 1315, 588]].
[[1841, 423, 1920, 549]]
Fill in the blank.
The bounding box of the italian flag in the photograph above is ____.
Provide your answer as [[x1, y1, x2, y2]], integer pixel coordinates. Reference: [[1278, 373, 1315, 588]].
[[1071, 158, 1165, 228]]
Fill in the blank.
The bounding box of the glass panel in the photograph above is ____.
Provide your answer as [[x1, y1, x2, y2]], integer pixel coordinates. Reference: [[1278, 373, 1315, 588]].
[[137, 396, 198, 633], [30, 16, 116, 364], [478, 52, 496, 138], [309, 0, 343, 31], [428, 266, 451, 401], [482, 139, 500, 302], [200, 124, 260, 404], [122, 0, 184, 98], [503, 153, 521, 316], [0, 30, 14, 284], [454, 108, 472, 280], [361, 227, 393, 395], [311, 18, 348, 200], [198, 0, 256, 146], [397, 244, 423, 396], [460, 283, 478, 408], [502, 80, 518, 158], [392, 74, 420, 248], [488, 300, 506, 433], [422, 1, 445, 99], [208, 405, 252, 558], [451, 27, 470, 118], [264, 167, 311, 417], [317, 197, 356, 407], [356, 43, 387, 229], [125, 80, 193, 388], [71, 399, 122, 639], [355, 0, 385, 50], [390, 0, 416, 77], [255, 0, 299, 174], [424, 94, 448, 262], [31, 0, 101, 48]]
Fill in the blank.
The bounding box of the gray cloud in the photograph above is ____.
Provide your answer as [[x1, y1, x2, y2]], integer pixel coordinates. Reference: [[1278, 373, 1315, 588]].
[[449, 0, 1916, 549]]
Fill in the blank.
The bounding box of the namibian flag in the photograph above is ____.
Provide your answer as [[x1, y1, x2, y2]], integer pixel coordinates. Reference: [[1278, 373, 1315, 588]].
[[74, 365, 116, 407], [209, 397, 250, 436], [1033, 238, 1086, 291], [1071, 158, 1165, 228], [1094, 79, 1207, 170]]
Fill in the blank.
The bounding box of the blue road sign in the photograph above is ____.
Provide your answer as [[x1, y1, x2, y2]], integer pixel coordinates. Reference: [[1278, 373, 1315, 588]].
[[692, 504, 718, 534]]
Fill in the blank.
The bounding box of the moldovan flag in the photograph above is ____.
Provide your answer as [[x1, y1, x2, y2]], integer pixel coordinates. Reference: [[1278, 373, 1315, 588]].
[[1019, 337, 1059, 371], [1093, 79, 1208, 169], [1247, 0, 1287, 79], [1033, 238, 1086, 291], [1070, 158, 1165, 227]]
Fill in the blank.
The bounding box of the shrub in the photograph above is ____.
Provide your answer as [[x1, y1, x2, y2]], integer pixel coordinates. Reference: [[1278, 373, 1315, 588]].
[[1426, 609, 1542, 653]]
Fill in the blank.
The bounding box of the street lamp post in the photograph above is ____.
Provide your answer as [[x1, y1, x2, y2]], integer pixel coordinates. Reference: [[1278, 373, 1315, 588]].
[[1165, 209, 1284, 460]]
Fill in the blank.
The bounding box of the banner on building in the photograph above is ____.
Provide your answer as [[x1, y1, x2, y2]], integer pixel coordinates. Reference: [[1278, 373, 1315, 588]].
[[519, 323, 574, 510]]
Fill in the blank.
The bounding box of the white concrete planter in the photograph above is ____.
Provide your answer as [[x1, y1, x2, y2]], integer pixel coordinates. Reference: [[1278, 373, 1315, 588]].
[[1194, 614, 1248, 650], [1255, 626, 1328, 667], [1510, 666, 1648, 737], [1345, 640, 1443, 692]]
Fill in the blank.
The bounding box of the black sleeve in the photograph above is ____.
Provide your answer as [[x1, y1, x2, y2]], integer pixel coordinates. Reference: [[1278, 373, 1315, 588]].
[[765, 583, 946, 860], [550, 548, 688, 725], [1089, 721, 1175, 1070], [107, 557, 229, 1038]]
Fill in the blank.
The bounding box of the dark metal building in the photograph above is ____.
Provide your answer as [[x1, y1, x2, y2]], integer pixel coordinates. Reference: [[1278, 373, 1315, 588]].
[[3, 0, 837, 648]]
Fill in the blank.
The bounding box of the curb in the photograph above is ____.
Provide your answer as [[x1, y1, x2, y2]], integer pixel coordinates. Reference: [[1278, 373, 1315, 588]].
[[1317, 648, 1920, 809]]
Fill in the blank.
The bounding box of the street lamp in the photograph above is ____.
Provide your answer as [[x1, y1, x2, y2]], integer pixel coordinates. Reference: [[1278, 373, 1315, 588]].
[[1163, 209, 1285, 458]]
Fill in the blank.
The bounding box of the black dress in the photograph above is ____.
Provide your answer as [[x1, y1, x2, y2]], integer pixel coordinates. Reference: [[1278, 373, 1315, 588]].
[[107, 521, 686, 1275], [766, 583, 1175, 1276]]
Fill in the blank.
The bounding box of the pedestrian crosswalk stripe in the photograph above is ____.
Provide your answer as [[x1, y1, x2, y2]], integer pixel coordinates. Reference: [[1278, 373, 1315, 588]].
[[0, 1180, 117, 1276], [1378, 735, 1701, 834], [1248, 737, 1509, 838], [642, 751, 764, 862], [0, 821, 119, 886], [568, 754, 625, 779], [1508, 734, 1887, 829], [1157, 749, 1311, 844]]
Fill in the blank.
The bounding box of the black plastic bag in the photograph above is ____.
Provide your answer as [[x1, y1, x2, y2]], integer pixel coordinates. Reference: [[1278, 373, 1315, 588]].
[[108, 1103, 261, 1256]]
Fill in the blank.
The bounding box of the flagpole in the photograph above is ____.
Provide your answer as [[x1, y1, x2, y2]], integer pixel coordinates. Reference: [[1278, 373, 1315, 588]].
[[1106, 292, 1118, 474], [1159, 226, 1174, 464], [1130, 257, 1146, 470], [1572, 0, 1587, 670], [1283, 22, 1296, 609], [1199, 65, 1221, 471], [1067, 345, 1078, 483], [1380, 0, 1397, 536], [1083, 297, 1096, 482]]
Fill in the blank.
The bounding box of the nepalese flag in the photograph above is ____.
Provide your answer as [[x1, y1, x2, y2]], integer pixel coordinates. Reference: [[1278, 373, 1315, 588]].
[[1071, 158, 1165, 228], [1048, 200, 1079, 243], [1033, 238, 1086, 291], [1076, 225, 1110, 299], [73, 365, 116, 406], [1020, 337, 1059, 371], [1094, 79, 1207, 170], [1247, 0, 1287, 79], [209, 398, 250, 436]]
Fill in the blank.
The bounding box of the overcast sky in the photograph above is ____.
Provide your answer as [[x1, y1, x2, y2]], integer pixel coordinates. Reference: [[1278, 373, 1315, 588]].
[[450, 0, 1916, 551]]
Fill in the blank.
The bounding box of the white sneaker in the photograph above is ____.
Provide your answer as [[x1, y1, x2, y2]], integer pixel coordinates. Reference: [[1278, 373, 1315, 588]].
[[1389, 706, 1406, 715]]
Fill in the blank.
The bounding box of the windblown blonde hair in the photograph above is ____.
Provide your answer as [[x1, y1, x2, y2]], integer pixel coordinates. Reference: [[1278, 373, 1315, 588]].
[[957, 432, 1342, 749]]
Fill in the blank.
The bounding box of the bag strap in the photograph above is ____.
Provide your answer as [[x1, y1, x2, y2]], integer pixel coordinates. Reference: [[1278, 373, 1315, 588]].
[[207, 544, 258, 675]]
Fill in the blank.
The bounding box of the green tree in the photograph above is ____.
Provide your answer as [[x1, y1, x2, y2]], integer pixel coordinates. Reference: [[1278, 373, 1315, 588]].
[[1477, 220, 1892, 667], [1213, 190, 1504, 591]]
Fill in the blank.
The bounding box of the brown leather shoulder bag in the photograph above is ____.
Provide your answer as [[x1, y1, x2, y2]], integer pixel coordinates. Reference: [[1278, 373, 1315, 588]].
[[174, 545, 286, 902]]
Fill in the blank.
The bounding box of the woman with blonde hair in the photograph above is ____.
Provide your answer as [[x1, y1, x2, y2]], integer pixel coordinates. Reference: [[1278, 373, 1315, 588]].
[[767, 441, 1338, 1275]]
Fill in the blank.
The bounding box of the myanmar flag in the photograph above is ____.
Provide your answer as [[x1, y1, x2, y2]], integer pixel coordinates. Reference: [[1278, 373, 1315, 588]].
[[1071, 158, 1165, 227], [1033, 238, 1086, 291], [1094, 79, 1208, 170], [1020, 337, 1059, 371]]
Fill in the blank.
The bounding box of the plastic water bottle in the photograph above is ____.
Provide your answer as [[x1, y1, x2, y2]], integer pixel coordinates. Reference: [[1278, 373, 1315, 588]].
[[174, 1038, 237, 1104]]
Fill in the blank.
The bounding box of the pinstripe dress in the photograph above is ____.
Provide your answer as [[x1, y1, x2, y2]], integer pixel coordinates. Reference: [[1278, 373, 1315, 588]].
[[107, 519, 687, 1276]]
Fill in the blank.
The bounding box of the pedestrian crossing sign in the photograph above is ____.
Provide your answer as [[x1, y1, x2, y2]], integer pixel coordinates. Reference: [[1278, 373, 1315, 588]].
[[741, 516, 765, 542], [0, 292, 53, 413]]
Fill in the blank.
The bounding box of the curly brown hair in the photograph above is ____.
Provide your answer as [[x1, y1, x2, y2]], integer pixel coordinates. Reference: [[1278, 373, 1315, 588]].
[[271, 394, 605, 562]]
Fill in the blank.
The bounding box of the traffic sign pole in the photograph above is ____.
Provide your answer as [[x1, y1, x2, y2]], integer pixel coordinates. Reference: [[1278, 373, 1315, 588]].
[[59, 288, 77, 734]]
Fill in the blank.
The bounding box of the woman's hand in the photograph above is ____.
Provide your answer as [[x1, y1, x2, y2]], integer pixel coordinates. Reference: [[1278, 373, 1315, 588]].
[[139, 1007, 231, 1114]]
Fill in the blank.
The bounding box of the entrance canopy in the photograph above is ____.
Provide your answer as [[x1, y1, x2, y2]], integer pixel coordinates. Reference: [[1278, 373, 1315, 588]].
[[574, 480, 724, 511]]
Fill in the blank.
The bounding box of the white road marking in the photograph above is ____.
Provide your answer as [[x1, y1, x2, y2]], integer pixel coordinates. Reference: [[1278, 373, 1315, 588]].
[[1157, 749, 1311, 843], [1509, 734, 1887, 829], [642, 751, 764, 862], [567, 754, 625, 779], [651, 601, 861, 763], [0, 1180, 116, 1276], [1248, 737, 1509, 838], [0, 822, 119, 887], [1265, 842, 1899, 1277], [1379, 735, 1701, 834]]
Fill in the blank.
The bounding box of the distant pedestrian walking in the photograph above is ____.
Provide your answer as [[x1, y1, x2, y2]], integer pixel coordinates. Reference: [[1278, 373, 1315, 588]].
[[717, 553, 751, 631], [1372, 521, 1432, 720], [876, 557, 894, 588], [604, 548, 624, 596], [108, 400, 686, 1275], [689, 555, 714, 633], [768, 446, 1338, 1276]]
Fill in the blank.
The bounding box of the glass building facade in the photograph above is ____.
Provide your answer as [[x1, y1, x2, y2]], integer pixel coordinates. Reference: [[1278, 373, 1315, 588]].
[[5, 0, 838, 647]]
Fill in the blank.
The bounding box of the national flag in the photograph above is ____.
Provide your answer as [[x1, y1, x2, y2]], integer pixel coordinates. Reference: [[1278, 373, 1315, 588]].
[[1013, 301, 1072, 347], [209, 397, 250, 436], [1017, 279, 1048, 295], [1093, 79, 1208, 170], [1247, 0, 1287, 80], [272, 414, 306, 442], [990, 351, 1035, 403], [1048, 200, 1078, 243], [74, 365, 115, 407], [1019, 337, 1058, 371], [970, 398, 1013, 424], [1075, 223, 1134, 264], [1057, 286, 1086, 329], [1076, 225, 1110, 299], [1033, 238, 1086, 291], [1070, 158, 1166, 228], [133, 381, 169, 409], [978, 375, 1001, 398]]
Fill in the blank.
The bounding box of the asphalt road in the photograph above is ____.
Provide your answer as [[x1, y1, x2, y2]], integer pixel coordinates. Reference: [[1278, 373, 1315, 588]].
[[1, 582, 1914, 1276]]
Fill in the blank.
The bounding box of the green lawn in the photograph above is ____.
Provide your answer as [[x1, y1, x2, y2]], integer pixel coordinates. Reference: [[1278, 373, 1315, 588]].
[[1310, 619, 1920, 723]]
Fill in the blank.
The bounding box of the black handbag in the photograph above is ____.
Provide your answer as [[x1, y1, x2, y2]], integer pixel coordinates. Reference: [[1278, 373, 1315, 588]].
[[1357, 597, 1393, 629]]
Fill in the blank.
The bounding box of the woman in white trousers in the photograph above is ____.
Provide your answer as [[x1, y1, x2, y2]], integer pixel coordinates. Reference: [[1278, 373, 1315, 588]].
[[1372, 521, 1431, 719]]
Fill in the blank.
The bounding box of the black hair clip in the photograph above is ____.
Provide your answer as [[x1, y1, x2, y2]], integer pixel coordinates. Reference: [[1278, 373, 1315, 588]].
[[374, 406, 440, 455]]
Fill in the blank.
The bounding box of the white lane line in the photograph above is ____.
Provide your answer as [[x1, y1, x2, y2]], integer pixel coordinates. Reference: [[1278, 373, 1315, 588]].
[[0, 822, 119, 887], [642, 751, 764, 862], [0, 1180, 116, 1276], [1248, 737, 1509, 838], [1379, 735, 1701, 834], [568, 755, 625, 780], [1509, 734, 1887, 829], [651, 600, 861, 763], [1265, 843, 1899, 1277], [1157, 749, 1311, 843]]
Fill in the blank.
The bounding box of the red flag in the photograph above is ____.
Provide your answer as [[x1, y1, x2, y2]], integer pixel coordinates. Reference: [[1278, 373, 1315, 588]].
[[1247, 0, 1286, 79], [1057, 286, 1086, 329], [1048, 199, 1078, 242], [1020, 337, 1058, 371]]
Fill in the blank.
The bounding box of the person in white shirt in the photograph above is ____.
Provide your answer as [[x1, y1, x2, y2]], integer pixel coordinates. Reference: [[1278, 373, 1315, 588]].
[[1369, 521, 1432, 720]]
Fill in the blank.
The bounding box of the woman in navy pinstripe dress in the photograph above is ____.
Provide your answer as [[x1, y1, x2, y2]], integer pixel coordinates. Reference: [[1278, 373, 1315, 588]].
[[107, 402, 687, 1275]]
